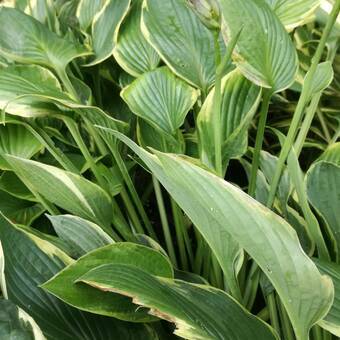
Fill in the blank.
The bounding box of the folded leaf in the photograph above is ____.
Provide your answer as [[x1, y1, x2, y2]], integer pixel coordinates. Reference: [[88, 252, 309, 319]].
[[78, 264, 277, 340], [197, 69, 261, 168], [113, 0, 160, 76], [220, 0, 298, 92], [42, 243, 173, 321], [142, 0, 219, 90], [111, 132, 333, 340], [0, 213, 151, 339], [4, 155, 113, 231], [121, 67, 199, 135]]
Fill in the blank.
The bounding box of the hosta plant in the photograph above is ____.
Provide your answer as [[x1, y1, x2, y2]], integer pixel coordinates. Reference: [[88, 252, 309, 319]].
[[0, 0, 340, 339]]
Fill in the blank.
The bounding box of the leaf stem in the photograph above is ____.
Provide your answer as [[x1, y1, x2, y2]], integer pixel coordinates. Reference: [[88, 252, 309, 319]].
[[266, 0, 340, 208], [267, 292, 281, 338], [248, 90, 271, 197], [152, 176, 178, 267]]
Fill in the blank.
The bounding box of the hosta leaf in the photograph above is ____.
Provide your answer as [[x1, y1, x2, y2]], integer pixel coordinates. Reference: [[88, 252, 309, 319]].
[[0, 65, 71, 117], [0, 213, 151, 339], [307, 61, 334, 99], [113, 0, 160, 76], [0, 7, 90, 72], [307, 161, 340, 260], [0, 172, 35, 201], [142, 0, 218, 90], [318, 143, 340, 165], [121, 67, 199, 134], [0, 299, 45, 340], [42, 243, 173, 321], [265, 0, 321, 30], [220, 0, 298, 92], [4, 155, 113, 231], [0, 123, 42, 170], [25, 0, 57, 29], [314, 259, 340, 336], [78, 264, 277, 340], [48, 215, 114, 257], [111, 132, 333, 340], [0, 189, 44, 225], [76, 0, 106, 32], [86, 0, 130, 66], [197, 69, 261, 168]]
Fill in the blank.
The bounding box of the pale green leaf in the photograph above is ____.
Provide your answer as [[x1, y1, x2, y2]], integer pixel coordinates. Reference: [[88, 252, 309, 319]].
[[76, 0, 106, 32], [0, 7, 90, 72], [4, 155, 113, 231], [48, 215, 114, 257], [0, 213, 154, 339], [220, 0, 298, 92], [197, 69, 261, 169], [113, 0, 160, 76], [314, 258, 340, 337], [307, 61, 334, 98], [110, 132, 333, 340], [86, 0, 130, 66], [265, 0, 321, 30], [78, 264, 277, 340], [121, 67, 199, 134], [318, 142, 340, 165], [42, 243, 173, 321], [142, 0, 219, 90]]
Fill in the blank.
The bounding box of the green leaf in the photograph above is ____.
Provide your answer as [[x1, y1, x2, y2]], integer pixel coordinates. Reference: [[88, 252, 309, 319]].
[[48, 215, 114, 257], [86, 0, 130, 66], [0, 189, 44, 225], [0, 123, 43, 170], [113, 0, 160, 76], [197, 69, 261, 168], [121, 67, 199, 135], [0, 7, 90, 73], [42, 243, 173, 321], [220, 0, 298, 92], [0, 213, 151, 339], [318, 142, 340, 165], [0, 299, 45, 340], [76, 0, 106, 32], [4, 155, 113, 231], [110, 132, 333, 340], [142, 0, 219, 90], [307, 61, 334, 99], [265, 0, 321, 30], [78, 264, 277, 340], [0, 65, 70, 117], [307, 161, 340, 260], [314, 258, 340, 337], [0, 171, 35, 201]]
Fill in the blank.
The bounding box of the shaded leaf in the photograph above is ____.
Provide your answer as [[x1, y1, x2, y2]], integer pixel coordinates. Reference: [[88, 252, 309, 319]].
[[48, 214, 114, 257], [76, 0, 105, 32]]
